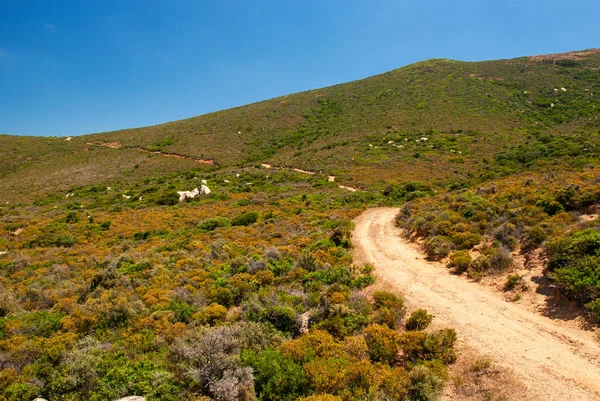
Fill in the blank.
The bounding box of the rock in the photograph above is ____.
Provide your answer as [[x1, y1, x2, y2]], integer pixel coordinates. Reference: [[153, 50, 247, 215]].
[[33, 398, 48, 401], [115, 397, 146, 401]]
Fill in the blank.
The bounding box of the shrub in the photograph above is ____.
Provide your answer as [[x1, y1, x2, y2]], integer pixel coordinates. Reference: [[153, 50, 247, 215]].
[[254, 270, 274, 286], [398, 328, 456, 364], [448, 251, 472, 273], [585, 299, 600, 322], [303, 356, 350, 395], [378, 366, 409, 400], [493, 223, 519, 250], [363, 324, 399, 364], [405, 365, 444, 401], [504, 274, 522, 291], [371, 291, 404, 329], [372, 291, 404, 311], [469, 255, 491, 276], [373, 307, 403, 330], [241, 348, 307, 401], [424, 236, 451, 261], [65, 211, 79, 223], [20, 310, 66, 338], [203, 303, 228, 325], [167, 300, 197, 324], [522, 225, 547, 251], [297, 395, 342, 401], [489, 246, 513, 271], [198, 217, 231, 231], [155, 191, 179, 206], [297, 252, 319, 272], [406, 309, 433, 331], [231, 212, 259, 227]]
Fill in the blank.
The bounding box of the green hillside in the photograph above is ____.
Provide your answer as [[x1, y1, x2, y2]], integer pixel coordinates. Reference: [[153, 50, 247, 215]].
[[2, 48, 600, 202]]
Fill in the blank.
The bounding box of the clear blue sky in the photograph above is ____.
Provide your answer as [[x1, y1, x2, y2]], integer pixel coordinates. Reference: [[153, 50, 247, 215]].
[[1, 0, 598, 137]]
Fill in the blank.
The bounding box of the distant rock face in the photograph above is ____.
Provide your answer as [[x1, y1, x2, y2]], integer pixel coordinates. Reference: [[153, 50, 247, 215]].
[[115, 397, 146, 401]]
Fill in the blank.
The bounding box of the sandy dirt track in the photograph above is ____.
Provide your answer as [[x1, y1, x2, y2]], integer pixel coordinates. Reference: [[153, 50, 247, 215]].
[[352, 208, 600, 401]]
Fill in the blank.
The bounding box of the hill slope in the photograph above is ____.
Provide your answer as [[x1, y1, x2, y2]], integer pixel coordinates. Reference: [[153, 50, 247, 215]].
[[2, 48, 600, 202]]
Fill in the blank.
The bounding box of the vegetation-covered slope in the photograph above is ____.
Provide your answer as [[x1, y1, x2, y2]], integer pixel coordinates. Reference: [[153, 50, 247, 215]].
[[2, 48, 599, 201]]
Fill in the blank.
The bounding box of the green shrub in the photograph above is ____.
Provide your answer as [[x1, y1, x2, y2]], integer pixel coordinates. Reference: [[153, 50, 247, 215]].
[[166, 300, 197, 324], [398, 329, 456, 364], [405, 365, 444, 401], [155, 191, 179, 206], [448, 251, 472, 273], [406, 309, 433, 331], [202, 303, 228, 325], [241, 348, 308, 401], [424, 236, 452, 261], [585, 299, 600, 322], [363, 324, 399, 364], [372, 291, 405, 312], [231, 212, 259, 226], [373, 307, 403, 330], [20, 310, 66, 337], [504, 274, 523, 291], [198, 217, 231, 231], [489, 246, 513, 271], [522, 225, 547, 251], [65, 211, 79, 223]]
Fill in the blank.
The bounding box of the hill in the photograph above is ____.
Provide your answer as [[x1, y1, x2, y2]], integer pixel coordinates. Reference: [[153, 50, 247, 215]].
[[2, 48, 600, 201]]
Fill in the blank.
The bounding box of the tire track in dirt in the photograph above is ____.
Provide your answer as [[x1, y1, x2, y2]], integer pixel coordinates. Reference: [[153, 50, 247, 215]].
[[352, 207, 600, 401]]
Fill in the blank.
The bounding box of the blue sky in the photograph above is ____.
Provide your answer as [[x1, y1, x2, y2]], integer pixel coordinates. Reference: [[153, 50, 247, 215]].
[[1, 0, 598, 137]]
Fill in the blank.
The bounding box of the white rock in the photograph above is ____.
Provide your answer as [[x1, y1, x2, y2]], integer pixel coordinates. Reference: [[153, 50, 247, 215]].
[[114, 397, 146, 401]]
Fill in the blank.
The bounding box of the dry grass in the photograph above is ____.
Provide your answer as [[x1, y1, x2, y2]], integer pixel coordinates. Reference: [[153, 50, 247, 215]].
[[444, 348, 529, 401]]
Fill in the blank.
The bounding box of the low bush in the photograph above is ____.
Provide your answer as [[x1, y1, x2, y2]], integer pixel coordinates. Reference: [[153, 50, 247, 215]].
[[198, 217, 231, 231], [231, 212, 259, 226], [448, 251, 472, 273], [241, 348, 308, 401], [363, 324, 399, 364], [398, 328, 456, 364], [504, 274, 523, 291], [489, 246, 513, 271], [424, 236, 452, 261], [522, 225, 547, 251], [405, 365, 444, 401], [406, 309, 433, 331]]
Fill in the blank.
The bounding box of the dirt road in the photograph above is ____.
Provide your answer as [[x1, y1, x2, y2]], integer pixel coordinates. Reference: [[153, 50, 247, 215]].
[[352, 208, 600, 401]]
